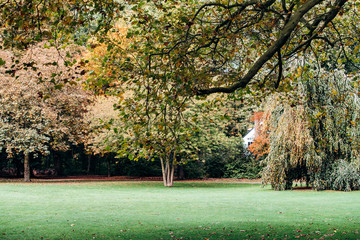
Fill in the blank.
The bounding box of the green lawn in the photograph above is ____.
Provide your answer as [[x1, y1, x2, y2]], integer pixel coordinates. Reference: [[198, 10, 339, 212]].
[[0, 181, 359, 240]]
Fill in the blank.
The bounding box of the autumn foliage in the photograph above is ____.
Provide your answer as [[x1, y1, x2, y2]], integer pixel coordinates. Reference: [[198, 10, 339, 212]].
[[0, 42, 91, 181], [248, 112, 270, 159]]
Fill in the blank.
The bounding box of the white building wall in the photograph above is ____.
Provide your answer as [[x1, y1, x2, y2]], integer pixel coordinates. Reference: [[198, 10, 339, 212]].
[[243, 128, 256, 149]]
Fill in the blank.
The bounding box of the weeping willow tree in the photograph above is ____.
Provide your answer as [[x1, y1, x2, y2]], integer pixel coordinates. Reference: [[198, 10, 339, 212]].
[[261, 69, 360, 191]]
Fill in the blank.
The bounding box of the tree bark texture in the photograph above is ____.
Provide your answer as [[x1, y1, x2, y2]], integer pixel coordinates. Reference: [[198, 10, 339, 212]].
[[24, 153, 31, 182]]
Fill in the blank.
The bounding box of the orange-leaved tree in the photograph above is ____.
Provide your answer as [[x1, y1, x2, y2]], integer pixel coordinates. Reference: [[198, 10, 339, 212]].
[[248, 112, 270, 159]]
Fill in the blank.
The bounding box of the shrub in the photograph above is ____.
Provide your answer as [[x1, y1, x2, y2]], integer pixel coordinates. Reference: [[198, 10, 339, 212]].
[[224, 154, 261, 179], [205, 142, 261, 179], [204, 150, 228, 178], [330, 160, 360, 192], [181, 161, 206, 179]]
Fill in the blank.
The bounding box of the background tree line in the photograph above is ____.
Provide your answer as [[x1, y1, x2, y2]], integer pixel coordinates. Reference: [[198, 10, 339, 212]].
[[0, 42, 259, 181], [0, 0, 359, 189]]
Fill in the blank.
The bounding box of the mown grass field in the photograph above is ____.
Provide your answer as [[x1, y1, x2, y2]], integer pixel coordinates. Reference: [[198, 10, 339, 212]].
[[1, 181, 360, 239]]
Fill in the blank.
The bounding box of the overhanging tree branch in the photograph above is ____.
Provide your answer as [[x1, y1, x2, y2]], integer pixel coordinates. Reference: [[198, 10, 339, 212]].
[[197, 0, 348, 95]]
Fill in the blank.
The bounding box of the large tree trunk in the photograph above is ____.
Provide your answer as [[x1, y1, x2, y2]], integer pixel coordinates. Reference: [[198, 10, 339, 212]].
[[160, 153, 176, 187], [24, 153, 31, 182]]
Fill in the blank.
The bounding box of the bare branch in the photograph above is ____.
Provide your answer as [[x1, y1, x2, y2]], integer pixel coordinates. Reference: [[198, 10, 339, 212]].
[[275, 50, 282, 89]]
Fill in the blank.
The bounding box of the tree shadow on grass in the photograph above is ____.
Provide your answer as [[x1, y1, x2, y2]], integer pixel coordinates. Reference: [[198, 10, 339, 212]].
[[113, 220, 360, 240]]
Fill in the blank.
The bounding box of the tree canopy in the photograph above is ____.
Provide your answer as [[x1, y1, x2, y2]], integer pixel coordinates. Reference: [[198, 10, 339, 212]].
[[1, 0, 358, 94], [122, 0, 357, 95], [0, 0, 122, 49]]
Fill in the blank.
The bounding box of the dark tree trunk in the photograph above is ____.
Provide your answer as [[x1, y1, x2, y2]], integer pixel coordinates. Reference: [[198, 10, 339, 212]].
[[29, 153, 35, 178], [14, 157, 22, 177], [178, 165, 185, 180], [53, 152, 61, 176], [87, 155, 91, 175], [106, 156, 111, 177], [24, 153, 31, 182]]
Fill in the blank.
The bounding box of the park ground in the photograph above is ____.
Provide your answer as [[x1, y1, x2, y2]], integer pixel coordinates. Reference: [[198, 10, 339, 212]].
[[0, 178, 360, 240]]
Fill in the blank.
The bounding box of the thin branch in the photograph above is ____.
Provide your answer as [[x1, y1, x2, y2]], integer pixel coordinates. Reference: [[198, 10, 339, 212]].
[[259, 62, 279, 88], [331, 21, 360, 71], [275, 49, 282, 89]]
